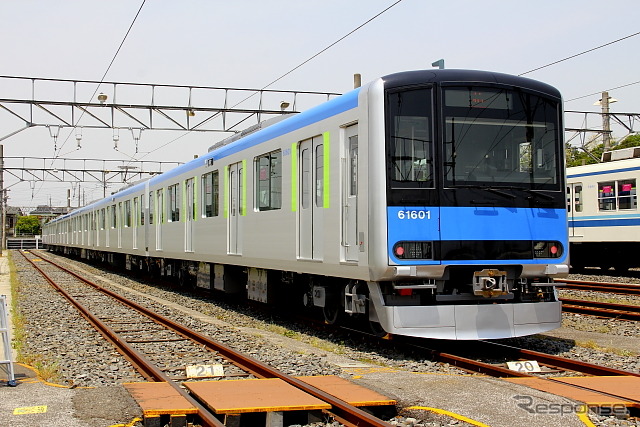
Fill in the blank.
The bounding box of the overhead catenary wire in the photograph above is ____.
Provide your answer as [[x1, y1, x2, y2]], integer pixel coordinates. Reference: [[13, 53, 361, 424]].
[[52, 0, 147, 160], [565, 80, 640, 103], [138, 0, 404, 161], [519, 31, 640, 76], [32, 0, 147, 202]]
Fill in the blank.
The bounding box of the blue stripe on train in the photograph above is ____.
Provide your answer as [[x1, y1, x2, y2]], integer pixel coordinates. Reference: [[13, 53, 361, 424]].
[[387, 206, 568, 265]]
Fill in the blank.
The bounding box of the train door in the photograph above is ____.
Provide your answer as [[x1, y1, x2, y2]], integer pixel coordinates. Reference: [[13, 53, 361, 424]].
[[342, 125, 359, 262], [298, 136, 324, 260], [156, 189, 163, 250], [227, 162, 244, 255], [567, 183, 583, 237], [185, 178, 194, 252]]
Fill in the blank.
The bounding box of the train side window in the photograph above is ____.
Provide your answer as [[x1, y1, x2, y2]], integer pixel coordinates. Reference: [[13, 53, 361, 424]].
[[168, 184, 180, 221], [598, 181, 616, 211], [100, 209, 105, 230], [202, 170, 219, 217], [256, 150, 282, 211], [618, 179, 636, 210]]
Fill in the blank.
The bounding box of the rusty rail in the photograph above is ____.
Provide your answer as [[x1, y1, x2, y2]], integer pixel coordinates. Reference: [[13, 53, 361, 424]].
[[556, 279, 640, 295], [560, 298, 640, 321], [20, 251, 226, 427], [23, 251, 388, 427]]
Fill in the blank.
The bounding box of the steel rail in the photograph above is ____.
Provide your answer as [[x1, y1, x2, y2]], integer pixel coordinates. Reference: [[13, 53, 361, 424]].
[[560, 298, 640, 321], [26, 251, 388, 427], [556, 279, 640, 296], [476, 340, 640, 378], [19, 251, 225, 427], [401, 337, 640, 409]]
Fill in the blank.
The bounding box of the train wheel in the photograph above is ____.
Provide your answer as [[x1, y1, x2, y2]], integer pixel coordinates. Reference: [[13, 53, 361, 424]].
[[369, 320, 388, 338], [323, 286, 345, 325], [323, 303, 342, 325]]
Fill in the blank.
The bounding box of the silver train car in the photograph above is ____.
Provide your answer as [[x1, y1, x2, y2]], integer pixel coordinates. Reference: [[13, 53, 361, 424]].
[[567, 147, 640, 272], [44, 70, 568, 340]]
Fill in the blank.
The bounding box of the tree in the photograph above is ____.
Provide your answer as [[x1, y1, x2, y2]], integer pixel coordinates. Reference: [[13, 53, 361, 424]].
[[566, 133, 640, 167], [15, 216, 41, 236]]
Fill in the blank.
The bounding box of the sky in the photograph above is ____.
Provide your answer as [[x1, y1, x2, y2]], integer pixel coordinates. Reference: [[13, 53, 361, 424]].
[[1, 0, 639, 208]]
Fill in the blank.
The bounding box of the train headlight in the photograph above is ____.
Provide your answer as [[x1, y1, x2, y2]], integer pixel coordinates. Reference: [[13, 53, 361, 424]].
[[533, 241, 563, 258], [393, 241, 432, 259]]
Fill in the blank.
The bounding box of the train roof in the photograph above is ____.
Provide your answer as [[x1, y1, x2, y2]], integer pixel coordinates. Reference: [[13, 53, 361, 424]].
[[48, 69, 562, 225], [381, 69, 562, 100], [567, 155, 640, 179]]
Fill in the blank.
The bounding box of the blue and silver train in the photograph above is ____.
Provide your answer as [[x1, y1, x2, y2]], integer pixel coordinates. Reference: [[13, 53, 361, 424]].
[[43, 69, 568, 340]]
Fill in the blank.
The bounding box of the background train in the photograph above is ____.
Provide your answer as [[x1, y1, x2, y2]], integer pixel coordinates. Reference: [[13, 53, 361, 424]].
[[43, 69, 568, 340], [567, 147, 640, 272]]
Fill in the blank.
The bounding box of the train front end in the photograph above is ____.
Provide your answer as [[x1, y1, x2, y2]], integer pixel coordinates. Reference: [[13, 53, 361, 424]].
[[368, 70, 568, 340]]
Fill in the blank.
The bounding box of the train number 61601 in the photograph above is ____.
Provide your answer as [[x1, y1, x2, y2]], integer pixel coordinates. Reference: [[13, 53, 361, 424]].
[[397, 210, 431, 220]]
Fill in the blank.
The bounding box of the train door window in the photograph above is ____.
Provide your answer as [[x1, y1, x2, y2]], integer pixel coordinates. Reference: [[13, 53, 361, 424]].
[[140, 195, 145, 225], [574, 184, 583, 212], [315, 145, 324, 207], [301, 147, 311, 209], [149, 192, 154, 224], [618, 179, 636, 210], [110, 205, 116, 228], [124, 200, 132, 227], [134, 197, 139, 226], [566, 187, 571, 212], [157, 189, 164, 223], [598, 181, 616, 211], [168, 184, 180, 222], [202, 171, 219, 217], [100, 209, 105, 230], [256, 151, 282, 211]]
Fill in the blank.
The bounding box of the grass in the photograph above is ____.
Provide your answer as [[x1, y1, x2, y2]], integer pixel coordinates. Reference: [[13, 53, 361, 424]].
[[6, 251, 63, 383], [575, 339, 636, 357]]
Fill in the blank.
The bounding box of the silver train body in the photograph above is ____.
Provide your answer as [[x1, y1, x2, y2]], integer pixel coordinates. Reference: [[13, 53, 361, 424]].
[[44, 70, 568, 340], [567, 147, 640, 272]]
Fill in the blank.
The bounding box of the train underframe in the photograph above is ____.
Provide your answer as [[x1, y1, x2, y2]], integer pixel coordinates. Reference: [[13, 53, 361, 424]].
[[570, 241, 640, 273], [46, 245, 562, 340]]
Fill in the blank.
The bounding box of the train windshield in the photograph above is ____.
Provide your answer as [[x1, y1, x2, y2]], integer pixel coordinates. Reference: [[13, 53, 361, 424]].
[[387, 88, 434, 188], [443, 86, 560, 190]]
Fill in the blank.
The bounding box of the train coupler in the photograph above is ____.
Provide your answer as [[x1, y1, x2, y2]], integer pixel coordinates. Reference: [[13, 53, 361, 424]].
[[473, 269, 508, 297]]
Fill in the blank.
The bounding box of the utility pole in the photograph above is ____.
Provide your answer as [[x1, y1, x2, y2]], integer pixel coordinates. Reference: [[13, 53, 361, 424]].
[[0, 145, 3, 256], [601, 91, 612, 152]]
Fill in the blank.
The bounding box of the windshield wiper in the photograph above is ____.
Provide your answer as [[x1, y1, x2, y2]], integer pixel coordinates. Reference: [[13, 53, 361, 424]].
[[524, 189, 555, 200], [456, 184, 516, 199]]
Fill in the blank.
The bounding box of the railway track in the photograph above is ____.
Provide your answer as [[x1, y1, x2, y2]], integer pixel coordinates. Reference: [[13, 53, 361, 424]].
[[556, 279, 640, 295], [560, 297, 640, 320], [395, 337, 640, 416], [19, 250, 391, 427]]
